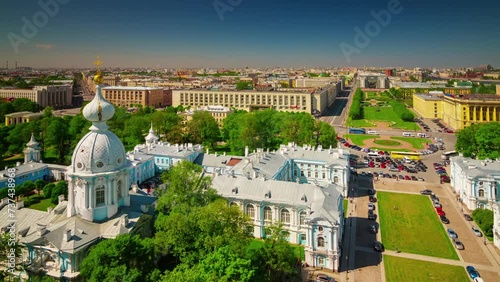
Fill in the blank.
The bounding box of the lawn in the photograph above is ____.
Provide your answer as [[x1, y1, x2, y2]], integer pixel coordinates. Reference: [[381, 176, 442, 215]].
[[343, 199, 348, 218], [378, 192, 459, 260], [26, 196, 56, 212], [370, 147, 413, 152], [384, 256, 469, 282], [346, 118, 375, 128], [390, 137, 430, 149], [363, 105, 420, 131], [373, 140, 401, 146], [247, 239, 305, 261], [344, 134, 378, 146]]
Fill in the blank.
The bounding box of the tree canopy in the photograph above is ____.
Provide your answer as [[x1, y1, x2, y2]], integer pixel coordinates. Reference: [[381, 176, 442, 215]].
[[456, 122, 500, 159]]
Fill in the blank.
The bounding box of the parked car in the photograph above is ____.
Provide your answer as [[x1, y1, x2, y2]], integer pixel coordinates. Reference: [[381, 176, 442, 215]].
[[373, 241, 385, 252], [441, 176, 450, 183], [440, 215, 450, 224], [453, 238, 464, 250], [368, 189, 376, 195], [369, 225, 378, 234], [472, 226, 482, 237], [464, 214, 473, 221], [411, 176, 418, 181], [316, 274, 332, 282], [369, 195, 377, 202], [368, 210, 376, 220], [418, 177, 425, 181], [434, 203, 442, 208], [466, 266, 480, 279], [420, 189, 433, 195], [404, 175, 410, 180], [437, 210, 445, 216], [368, 203, 375, 210], [447, 228, 458, 238]]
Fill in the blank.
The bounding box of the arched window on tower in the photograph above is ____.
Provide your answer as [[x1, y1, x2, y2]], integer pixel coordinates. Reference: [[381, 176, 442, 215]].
[[317, 237, 325, 248], [96, 185, 105, 207], [478, 189, 485, 198]]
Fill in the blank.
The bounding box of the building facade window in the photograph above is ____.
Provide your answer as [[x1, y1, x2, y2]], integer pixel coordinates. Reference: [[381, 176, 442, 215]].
[[96, 185, 105, 207], [318, 256, 325, 266], [246, 204, 255, 219], [264, 206, 272, 221], [334, 176, 339, 184], [299, 211, 306, 225], [281, 209, 290, 224], [117, 180, 122, 199], [317, 237, 325, 248], [478, 189, 485, 198]]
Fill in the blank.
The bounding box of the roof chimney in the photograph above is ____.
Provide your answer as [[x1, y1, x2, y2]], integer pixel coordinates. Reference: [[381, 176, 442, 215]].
[[37, 224, 47, 236], [245, 146, 249, 157], [63, 229, 72, 242]]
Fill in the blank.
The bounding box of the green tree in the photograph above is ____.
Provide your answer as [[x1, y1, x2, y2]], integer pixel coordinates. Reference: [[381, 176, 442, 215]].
[[456, 122, 500, 159], [316, 121, 337, 148], [248, 223, 301, 282], [45, 117, 70, 164], [43, 183, 55, 199], [186, 111, 220, 148], [34, 179, 45, 195], [472, 209, 494, 237], [80, 234, 157, 282], [236, 81, 252, 90], [51, 181, 68, 204]]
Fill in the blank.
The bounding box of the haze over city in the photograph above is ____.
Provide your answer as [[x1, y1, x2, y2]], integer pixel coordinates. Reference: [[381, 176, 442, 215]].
[[1, 0, 499, 68]]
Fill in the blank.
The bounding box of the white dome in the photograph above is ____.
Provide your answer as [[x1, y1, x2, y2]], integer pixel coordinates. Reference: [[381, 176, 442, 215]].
[[83, 85, 115, 123], [70, 131, 126, 174]]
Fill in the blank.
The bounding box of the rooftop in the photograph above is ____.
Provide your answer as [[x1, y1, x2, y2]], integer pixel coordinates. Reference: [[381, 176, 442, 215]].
[[102, 86, 163, 91], [451, 156, 500, 178]]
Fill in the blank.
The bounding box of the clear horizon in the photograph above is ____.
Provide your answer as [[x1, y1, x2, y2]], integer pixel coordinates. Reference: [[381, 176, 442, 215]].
[[1, 0, 499, 69]]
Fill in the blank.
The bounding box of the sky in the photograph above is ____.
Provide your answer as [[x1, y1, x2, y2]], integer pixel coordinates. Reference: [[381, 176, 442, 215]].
[[0, 0, 499, 68]]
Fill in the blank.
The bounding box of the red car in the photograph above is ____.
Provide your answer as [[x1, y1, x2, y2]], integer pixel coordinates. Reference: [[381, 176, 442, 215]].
[[369, 162, 375, 168], [378, 150, 385, 155], [437, 210, 445, 216], [381, 163, 386, 169], [404, 175, 410, 180], [344, 142, 350, 147]]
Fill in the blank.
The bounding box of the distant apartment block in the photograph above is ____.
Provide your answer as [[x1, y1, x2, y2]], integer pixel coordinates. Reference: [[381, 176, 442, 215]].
[[357, 73, 388, 89], [0, 85, 73, 108], [172, 82, 341, 114], [102, 86, 164, 108], [5, 111, 43, 126], [181, 106, 233, 127]]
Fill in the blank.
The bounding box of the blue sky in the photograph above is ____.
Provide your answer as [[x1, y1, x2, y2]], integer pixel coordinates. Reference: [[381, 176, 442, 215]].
[[0, 0, 499, 68]]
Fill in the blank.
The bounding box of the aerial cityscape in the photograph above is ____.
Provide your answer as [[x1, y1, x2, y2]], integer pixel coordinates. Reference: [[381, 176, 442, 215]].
[[1, 0, 500, 281]]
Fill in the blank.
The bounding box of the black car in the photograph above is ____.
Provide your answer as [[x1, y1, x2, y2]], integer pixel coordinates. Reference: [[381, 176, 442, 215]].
[[368, 189, 376, 195], [369, 195, 377, 202], [369, 225, 378, 234], [464, 214, 473, 221], [420, 189, 433, 195], [373, 241, 385, 252], [440, 215, 450, 224], [368, 210, 376, 220]]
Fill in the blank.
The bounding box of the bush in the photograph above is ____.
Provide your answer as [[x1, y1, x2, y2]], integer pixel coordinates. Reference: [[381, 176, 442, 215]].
[[349, 89, 364, 120], [51, 181, 68, 204], [390, 101, 414, 122], [43, 183, 55, 199], [472, 209, 493, 237]]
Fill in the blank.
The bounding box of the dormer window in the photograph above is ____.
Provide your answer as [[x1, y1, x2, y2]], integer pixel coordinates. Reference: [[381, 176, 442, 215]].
[[232, 187, 238, 194], [265, 191, 271, 199], [301, 194, 307, 202]]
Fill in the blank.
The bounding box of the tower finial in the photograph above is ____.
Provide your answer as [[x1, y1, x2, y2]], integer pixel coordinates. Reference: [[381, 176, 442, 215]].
[[93, 56, 104, 84]]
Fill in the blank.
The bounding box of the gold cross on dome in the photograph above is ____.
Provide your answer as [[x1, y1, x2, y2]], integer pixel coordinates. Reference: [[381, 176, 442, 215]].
[[93, 56, 103, 71]]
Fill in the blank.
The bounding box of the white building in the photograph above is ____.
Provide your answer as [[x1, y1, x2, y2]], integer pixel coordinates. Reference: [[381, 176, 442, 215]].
[[450, 156, 500, 211], [493, 203, 500, 249], [0, 85, 73, 108], [197, 143, 350, 271]]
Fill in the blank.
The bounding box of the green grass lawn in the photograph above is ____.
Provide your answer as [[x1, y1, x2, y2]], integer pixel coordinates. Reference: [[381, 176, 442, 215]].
[[390, 137, 430, 149], [363, 105, 419, 131], [344, 134, 378, 146], [378, 192, 459, 260], [373, 140, 401, 146], [384, 256, 469, 282], [346, 118, 376, 128], [247, 239, 305, 260], [343, 199, 348, 218], [26, 196, 56, 212]]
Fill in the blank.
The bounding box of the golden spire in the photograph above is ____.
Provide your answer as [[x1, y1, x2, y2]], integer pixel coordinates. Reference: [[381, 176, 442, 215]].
[[93, 56, 104, 85]]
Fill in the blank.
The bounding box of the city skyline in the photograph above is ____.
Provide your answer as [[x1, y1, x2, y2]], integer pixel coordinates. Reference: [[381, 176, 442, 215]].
[[1, 0, 499, 68]]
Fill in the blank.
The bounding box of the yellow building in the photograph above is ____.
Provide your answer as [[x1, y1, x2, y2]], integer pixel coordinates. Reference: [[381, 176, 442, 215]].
[[102, 86, 164, 108], [413, 93, 444, 119], [172, 82, 341, 114], [5, 111, 43, 126], [413, 93, 500, 130], [444, 87, 472, 95]]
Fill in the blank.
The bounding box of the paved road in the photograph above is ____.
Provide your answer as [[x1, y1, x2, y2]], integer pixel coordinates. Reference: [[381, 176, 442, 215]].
[[320, 84, 356, 126]]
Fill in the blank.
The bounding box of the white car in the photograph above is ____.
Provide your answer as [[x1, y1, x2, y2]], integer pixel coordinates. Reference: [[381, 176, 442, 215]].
[[368, 203, 375, 211], [472, 226, 482, 237]]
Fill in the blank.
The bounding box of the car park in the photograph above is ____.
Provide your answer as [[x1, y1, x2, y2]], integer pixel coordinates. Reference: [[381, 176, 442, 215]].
[[472, 226, 482, 237], [466, 266, 480, 279], [464, 214, 473, 221], [368, 210, 376, 220], [447, 228, 458, 238], [440, 215, 450, 224], [373, 241, 385, 252], [453, 238, 464, 250]]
